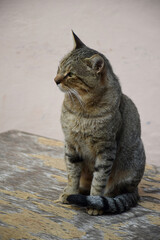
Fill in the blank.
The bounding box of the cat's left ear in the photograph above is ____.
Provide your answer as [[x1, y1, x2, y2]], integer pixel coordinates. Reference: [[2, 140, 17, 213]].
[[72, 30, 85, 49], [84, 54, 104, 73]]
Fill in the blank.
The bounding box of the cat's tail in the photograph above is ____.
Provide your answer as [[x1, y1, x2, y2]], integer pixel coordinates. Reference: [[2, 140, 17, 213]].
[[67, 190, 139, 213]]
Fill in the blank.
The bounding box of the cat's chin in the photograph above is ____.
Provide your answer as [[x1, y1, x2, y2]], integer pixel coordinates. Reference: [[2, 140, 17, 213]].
[[58, 84, 67, 93]]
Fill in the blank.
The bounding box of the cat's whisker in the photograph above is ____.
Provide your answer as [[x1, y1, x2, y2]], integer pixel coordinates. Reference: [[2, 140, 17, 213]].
[[69, 90, 77, 104], [65, 87, 74, 104], [68, 91, 74, 104], [73, 93, 83, 107], [66, 92, 72, 103], [70, 88, 84, 108]]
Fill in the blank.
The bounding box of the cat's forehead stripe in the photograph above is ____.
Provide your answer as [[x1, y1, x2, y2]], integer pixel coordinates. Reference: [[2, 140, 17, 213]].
[[60, 55, 72, 69]]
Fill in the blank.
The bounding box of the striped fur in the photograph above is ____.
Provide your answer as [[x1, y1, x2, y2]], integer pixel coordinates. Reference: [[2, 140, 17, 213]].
[[54, 32, 146, 215], [67, 190, 139, 213]]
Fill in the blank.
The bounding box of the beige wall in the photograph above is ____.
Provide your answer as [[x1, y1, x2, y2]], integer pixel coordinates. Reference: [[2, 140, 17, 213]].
[[0, 0, 160, 165]]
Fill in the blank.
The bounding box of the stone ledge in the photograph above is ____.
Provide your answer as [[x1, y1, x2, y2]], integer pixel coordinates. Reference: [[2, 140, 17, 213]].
[[0, 130, 159, 240]]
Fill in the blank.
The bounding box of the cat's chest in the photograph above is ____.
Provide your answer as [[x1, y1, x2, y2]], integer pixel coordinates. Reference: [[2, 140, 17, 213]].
[[61, 110, 98, 140], [61, 110, 101, 158]]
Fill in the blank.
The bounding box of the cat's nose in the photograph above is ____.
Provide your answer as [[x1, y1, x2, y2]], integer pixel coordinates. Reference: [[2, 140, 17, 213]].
[[54, 74, 63, 85]]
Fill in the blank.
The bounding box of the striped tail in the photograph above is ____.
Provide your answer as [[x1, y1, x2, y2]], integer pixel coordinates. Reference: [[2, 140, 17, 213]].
[[67, 190, 139, 213]]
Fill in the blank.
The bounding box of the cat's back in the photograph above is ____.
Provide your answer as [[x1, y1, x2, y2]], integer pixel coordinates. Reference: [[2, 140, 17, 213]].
[[120, 94, 141, 138], [116, 94, 145, 169]]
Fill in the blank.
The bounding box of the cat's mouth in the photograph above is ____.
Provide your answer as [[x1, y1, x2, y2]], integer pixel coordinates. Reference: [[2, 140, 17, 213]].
[[54, 75, 84, 106], [58, 84, 84, 106], [54, 74, 69, 93], [58, 83, 67, 93]]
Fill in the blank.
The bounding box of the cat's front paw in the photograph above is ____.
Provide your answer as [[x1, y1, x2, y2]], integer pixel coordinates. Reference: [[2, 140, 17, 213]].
[[57, 193, 70, 204], [57, 187, 79, 204], [87, 208, 104, 216]]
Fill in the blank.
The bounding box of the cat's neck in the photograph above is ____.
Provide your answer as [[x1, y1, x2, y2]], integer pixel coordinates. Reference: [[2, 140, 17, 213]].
[[63, 84, 121, 118]]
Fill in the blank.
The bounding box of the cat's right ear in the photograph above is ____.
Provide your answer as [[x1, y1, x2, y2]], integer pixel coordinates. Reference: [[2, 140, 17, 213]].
[[84, 54, 104, 74], [72, 30, 85, 49]]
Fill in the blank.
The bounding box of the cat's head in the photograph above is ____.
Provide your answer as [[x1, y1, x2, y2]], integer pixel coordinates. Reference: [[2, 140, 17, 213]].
[[54, 31, 107, 96]]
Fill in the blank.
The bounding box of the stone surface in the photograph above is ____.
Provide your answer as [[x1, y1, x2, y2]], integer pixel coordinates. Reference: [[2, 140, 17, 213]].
[[0, 1, 160, 167], [0, 130, 160, 240]]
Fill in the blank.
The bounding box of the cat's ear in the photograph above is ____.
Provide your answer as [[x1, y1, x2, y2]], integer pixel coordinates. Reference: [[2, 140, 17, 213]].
[[84, 54, 104, 73], [72, 30, 85, 49]]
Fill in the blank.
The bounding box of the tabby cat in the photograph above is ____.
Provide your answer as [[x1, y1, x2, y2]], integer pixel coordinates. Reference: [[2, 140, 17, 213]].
[[54, 31, 145, 215]]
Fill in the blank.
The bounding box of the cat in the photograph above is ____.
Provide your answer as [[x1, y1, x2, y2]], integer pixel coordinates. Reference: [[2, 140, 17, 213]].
[[54, 31, 146, 215]]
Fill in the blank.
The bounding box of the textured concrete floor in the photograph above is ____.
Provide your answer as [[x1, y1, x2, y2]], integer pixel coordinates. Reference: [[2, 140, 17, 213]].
[[0, 130, 160, 240], [0, 0, 160, 166]]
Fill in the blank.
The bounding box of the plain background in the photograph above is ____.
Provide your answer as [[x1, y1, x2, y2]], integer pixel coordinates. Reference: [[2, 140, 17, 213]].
[[0, 0, 160, 166]]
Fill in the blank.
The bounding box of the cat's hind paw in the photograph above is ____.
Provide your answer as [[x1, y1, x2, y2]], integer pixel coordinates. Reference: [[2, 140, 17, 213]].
[[87, 208, 104, 216]]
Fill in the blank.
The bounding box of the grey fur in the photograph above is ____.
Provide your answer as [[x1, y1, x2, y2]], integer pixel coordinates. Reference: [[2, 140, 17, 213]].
[[54, 32, 146, 215]]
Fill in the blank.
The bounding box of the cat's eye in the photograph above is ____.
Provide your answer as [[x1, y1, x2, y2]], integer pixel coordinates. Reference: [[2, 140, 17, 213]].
[[67, 72, 74, 78]]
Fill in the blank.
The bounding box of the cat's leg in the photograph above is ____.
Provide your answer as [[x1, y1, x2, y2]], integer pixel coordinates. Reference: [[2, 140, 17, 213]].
[[91, 144, 116, 196], [79, 164, 92, 195], [59, 143, 82, 204], [87, 143, 116, 215]]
